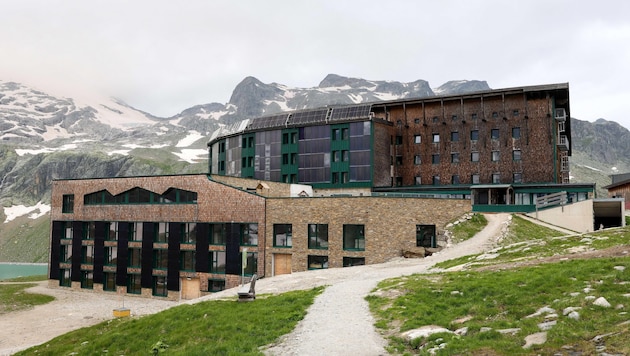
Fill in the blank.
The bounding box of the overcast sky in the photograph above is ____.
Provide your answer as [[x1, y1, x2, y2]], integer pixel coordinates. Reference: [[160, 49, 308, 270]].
[[1, 1, 629, 128]]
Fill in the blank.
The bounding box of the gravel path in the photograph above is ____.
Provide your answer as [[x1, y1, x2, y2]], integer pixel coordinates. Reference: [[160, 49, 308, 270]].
[[1, 213, 509, 356]]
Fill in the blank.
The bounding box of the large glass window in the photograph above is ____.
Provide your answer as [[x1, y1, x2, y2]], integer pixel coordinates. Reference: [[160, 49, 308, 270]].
[[273, 224, 292, 247], [59, 269, 71, 287], [105, 246, 118, 266], [491, 151, 500, 162], [81, 245, 94, 264], [308, 255, 328, 270], [62, 194, 74, 213], [130, 222, 143, 241], [451, 153, 459, 163], [343, 224, 365, 251], [153, 249, 168, 270], [180, 251, 195, 271], [471, 152, 480, 162], [432, 154, 440, 164], [491, 129, 500, 140], [60, 244, 72, 263], [492, 173, 501, 183], [80, 270, 93, 289], [450, 132, 459, 142], [181, 223, 197, 244], [512, 127, 521, 138], [153, 276, 167, 297], [416, 225, 436, 248], [83, 222, 95, 240], [210, 224, 226, 245], [208, 279, 226, 292], [414, 155, 421, 165], [127, 274, 141, 294], [103, 272, 116, 291], [63, 222, 73, 239], [432, 133, 440, 143], [155, 222, 168, 243], [210, 251, 226, 274], [470, 130, 479, 141], [241, 224, 258, 246], [308, 224, 328, 249], [414, 135, 421, 144], [472, 174, 480, 184], [128, 248, 141, 268], [108, 222, 118, 241], [513, 150, 522, 161], [343, 257, 365, 267], [244, 252, 258, 276]]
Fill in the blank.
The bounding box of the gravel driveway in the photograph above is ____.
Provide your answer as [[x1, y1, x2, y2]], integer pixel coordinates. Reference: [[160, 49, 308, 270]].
[[1, 213, 509, 356]]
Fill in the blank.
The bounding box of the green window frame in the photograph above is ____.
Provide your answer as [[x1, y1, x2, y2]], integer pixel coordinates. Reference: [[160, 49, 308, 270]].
[[81, 245, 94, 264], [103, 272, 116, 291], [59, 269, 71, 287], [208, 279, 226, 292], [343, 224, 365, 251], [210, 251, 226, 274], [105, 246, 118, 266], [308, 255, 328, 270], [273, 224, 292, 248], [128, 248, 142, 268], [80, 270, 94, 289], [127, 274, 141, 294], [155, 222, 168, 243], [107, 222, 118, 241], [241, 223, 258, 246], [60, 244, 72, 263], [153, 249, 168, 270], [82, 222, 95, 240], [62, 194, 74, 213], [62, 222, 73, 239], [416, 224, 436, 248], [308, 224, 328, 250], [180, 251, 196, 272], [243, 252, 258, 276], [129, 222, 143, 241], [210, 224, 227, 245], [152, 276, 168, 297], [181, 223, 197, 244], [343, 257, 365, 267]]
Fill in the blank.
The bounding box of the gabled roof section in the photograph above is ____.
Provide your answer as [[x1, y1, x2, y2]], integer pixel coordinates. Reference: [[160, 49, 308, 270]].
[[603, 178, 630, 190]]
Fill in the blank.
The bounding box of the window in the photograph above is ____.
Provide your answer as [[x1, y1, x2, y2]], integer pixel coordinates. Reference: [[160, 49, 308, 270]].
[[416, 225, 436, 248], [308, 224, 328, 249], [332, 151, 340, 162], [180, 251, 195, 271], [62, 194, 74, 213], [83, 222, 95, 240], [241, 223, 258, 246], [513, 150, 522, 161], [432, 176, 440, 185], [414, 155, 421, 165], [155, 222, 168, 243], [342, 150, 349, 162], [471, 152, 480, 162], [208, 279, 226, 292], [308, 255, 328, 269], [471, 113, 478, 120], [108, 222, 118, 241], [153, 249, 168, 269], [513, 109, 519, 116], [472, 174, 480, 184], [332, 128, 340, 140], [105, 247, 118, 266], [273, 224, 292, 247], [103, 272, 116, 291], [395, 135, 403, 145], [81, 245, 94, 264], [492, 173, 501, 183], [512, 127, 521, 138], [414, 118, 420, 124], [452, 175, 460, 184], [451, 131, 459, 142], [211, 224, 226, 245], [395, 177, 402, 186], [341, 128, 349, 140], [432, 154, 440, 164], [451, 153, 459, 163], [452, 115, 458, 121], [153, 276, 168, 297], [282, 153, 289, 165], [343, 224, 365, 251], [343, 257, 365, 267], [210, 251, 226, 274], [414, 135, 421, 144], [415, 176, 421, 185], [470, 130, 479, 141], [127, 274, 141, 294], [244, 252, 258, 276], [282, 133, 289, 144], [432, 133, 440, 143], [181, 223, 197, 244], [130, 222, 143, 241], [128, 248, 141, 268], [492, 111, 499, 118], [491, 151, 500, 162], [60, 244, 72, 263], [63, 222, 73, 239], [513, 173, 523, 183], [432, 116, 439, 123], [395, 155, 403, 165], [59, 269, 71, 287], [80, 271, 93, 289], [491, 129, 499, 140]]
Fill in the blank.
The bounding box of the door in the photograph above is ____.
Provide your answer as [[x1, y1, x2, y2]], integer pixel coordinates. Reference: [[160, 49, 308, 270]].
[[274, 254, 292, 276], [180, 277, 200, 300]]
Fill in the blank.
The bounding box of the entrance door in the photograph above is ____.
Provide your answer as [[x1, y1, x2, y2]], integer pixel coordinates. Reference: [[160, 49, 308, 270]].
[[274, 254, 292, 276], [180, 277, 200, 300]]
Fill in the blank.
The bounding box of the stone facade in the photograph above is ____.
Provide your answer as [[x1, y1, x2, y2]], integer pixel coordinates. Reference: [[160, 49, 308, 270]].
[[265, 196, 471, 275]]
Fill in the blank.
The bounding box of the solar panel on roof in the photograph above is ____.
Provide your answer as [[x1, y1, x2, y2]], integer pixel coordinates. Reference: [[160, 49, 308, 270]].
[[329, 104, 372, 121], [289, 109, 329, 125], [247, 114, 288, 130]]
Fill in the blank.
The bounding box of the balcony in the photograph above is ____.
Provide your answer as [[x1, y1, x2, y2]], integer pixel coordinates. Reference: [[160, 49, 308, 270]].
[[555, 108, 567, 121], [557, 134, 569, 151]]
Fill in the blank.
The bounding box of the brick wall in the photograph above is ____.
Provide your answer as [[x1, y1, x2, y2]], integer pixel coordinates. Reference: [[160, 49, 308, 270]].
[[264, 196, 471, 274]]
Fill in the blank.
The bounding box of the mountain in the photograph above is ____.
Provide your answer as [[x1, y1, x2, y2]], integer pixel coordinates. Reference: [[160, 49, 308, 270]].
[[0, 74, 627, 262]]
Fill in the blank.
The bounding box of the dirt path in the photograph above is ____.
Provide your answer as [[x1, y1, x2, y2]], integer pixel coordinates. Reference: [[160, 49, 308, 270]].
[[1, 213, 509, 356]]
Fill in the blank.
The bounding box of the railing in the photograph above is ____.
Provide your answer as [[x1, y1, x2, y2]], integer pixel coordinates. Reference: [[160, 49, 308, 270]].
[[557, 135, 569, 151], [536, 191, 567, 210]]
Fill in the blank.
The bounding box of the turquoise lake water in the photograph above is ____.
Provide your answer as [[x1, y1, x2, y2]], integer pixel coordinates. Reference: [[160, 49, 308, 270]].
[[0, 263, 48, 280]]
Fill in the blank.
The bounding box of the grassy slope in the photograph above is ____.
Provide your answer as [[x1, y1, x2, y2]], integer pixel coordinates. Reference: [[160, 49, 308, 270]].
[[368, 216, 630, 355], [0, 214, 50, 263], [17, 287, 324, 356]]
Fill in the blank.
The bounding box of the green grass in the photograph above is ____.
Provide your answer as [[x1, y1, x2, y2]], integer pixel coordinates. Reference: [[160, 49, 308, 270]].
[[17, 286, 324, 356], [368, 257, 630, 355], [0, 282, 54, 314], [448, 213, 488, 244], [0, 274, 47, 282]]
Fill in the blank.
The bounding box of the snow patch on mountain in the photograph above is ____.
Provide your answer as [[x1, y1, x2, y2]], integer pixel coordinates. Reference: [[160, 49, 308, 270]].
[[15, 144, 78, 156], [3, 202, 50, 223], [176, 131, 204, 147], [173, 149, 207, 163]]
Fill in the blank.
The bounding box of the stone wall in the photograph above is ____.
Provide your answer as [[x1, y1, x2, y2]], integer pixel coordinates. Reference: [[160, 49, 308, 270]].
[[264, 196, 471, 274]]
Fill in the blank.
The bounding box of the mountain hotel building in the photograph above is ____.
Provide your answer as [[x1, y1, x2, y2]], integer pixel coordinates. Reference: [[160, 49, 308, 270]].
[[49, 83, 595, 300]]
